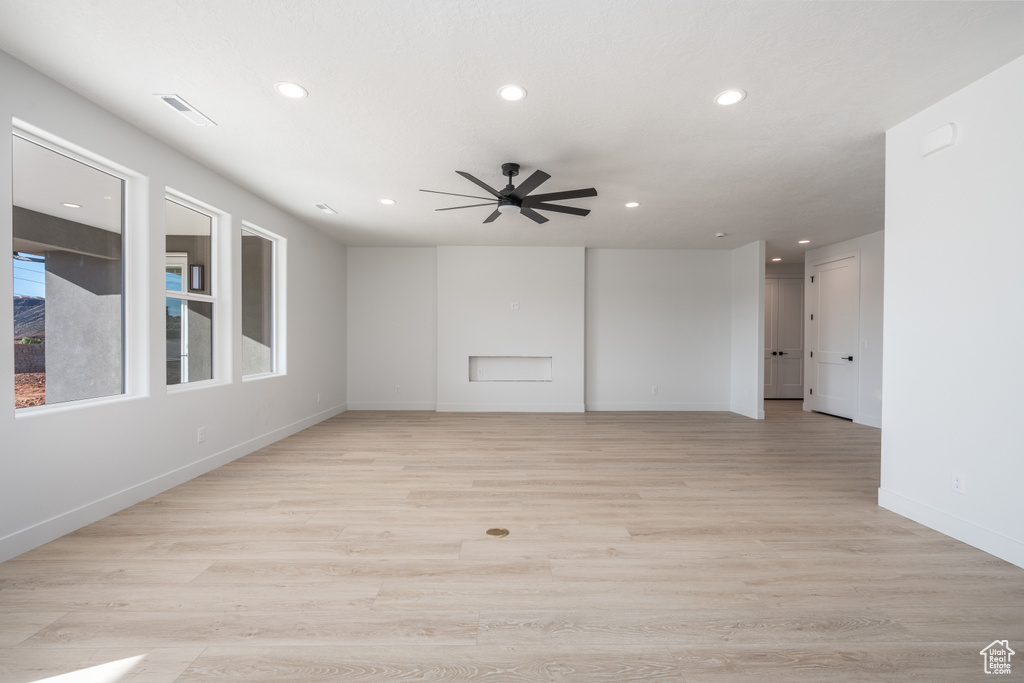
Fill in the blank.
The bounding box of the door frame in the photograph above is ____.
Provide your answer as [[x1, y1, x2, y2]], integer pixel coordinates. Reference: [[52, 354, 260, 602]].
[[765, 273, 805, 400]]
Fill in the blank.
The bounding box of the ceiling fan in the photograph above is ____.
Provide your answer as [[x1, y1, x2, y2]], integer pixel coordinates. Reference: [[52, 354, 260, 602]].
[[420, 162, 597, 224]]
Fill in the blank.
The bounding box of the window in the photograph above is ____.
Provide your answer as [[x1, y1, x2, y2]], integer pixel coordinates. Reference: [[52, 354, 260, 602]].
[[165, 196, 215, 386], [12, 133, 126, 409], [241, 224, 279, 377]]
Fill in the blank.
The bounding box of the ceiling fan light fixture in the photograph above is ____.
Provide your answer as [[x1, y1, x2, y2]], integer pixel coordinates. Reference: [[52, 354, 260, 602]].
[[498, 84, 527, 101], [497, 203, 522, 214], [275, 81, 308, 99], [715, 89, 746, 106]]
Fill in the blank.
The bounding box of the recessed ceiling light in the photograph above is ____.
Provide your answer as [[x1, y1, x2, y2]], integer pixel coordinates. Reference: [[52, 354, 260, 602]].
[[314, 203, 337, 214], [61, 202, 81, 208], [772, 258, 782, 262], [715, 89, 746, 106], [275, 81, 308, 99], [624, 202, 640, 208], [380, 198, 396, 205], [798, 240, 810, 244], [498, 84, 527, 101]]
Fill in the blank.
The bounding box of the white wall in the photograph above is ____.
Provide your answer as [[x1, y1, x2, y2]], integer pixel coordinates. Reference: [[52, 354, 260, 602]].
[[347, 247, 436, 409], [0, 51, 347, 562], [766, 262, 805, 276], [803, 231, 884, 427], [881, 54, 1024, 568], [730, 241, 766, 419], [436, 247, 585, 412], [585, 249, 732, 410]]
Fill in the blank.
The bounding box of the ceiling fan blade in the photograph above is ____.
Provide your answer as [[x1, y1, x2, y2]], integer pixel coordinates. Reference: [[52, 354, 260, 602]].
[[509, 170, 551, 200], [482, 209, 502, 224], [523, 187, 598, 203], [435, 203, 497, 211], [520, 207, 549, 224], [456, 171, 504, 199], [528, 202, 591, 217], [420, 189, 496, 201]]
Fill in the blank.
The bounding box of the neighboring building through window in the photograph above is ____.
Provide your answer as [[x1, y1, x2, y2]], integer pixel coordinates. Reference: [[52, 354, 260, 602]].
[[12, 133, 125, 409], [165, 196, 215, 386], [241, 224, 278, 377]]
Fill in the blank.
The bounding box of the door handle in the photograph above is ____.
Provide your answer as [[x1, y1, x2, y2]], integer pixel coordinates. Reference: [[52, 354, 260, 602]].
[[843, 356, 853, 361]]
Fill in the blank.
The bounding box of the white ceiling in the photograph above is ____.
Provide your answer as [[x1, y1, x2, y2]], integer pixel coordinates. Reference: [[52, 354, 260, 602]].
[[2, 1, 1024, 263]]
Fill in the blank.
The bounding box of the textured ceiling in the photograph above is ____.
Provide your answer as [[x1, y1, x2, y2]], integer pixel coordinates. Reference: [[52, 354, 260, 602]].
[[2, 1, 1024, 262]]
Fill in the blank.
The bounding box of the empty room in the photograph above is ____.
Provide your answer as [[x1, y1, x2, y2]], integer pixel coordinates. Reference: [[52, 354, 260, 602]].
[[1, 2, 1023, 681]]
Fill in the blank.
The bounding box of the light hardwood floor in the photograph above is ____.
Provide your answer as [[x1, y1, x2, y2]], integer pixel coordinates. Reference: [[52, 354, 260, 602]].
[[1, 401, 1021, 681]]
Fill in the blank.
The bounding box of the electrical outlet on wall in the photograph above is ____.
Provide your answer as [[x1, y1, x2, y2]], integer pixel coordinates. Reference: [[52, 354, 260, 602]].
[[197, 427, 206, 443], [651, 385, 659, 395], [951, 471, 965, 494]]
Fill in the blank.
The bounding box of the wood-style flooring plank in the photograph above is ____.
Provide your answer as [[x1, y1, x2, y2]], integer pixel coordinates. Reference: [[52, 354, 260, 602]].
[[190, 559, 552, 584], [477, 608, 918, 646], [372, 580, 763, 611], [18, 611, 478, 648], [175, 645, 682, 682], [0, 647, 205, 683], [0, 612, 66, 647]]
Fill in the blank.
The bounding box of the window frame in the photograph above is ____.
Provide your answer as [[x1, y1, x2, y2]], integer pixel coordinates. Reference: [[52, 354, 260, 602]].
[[240, 220, 284, 380], [11, 126, 134, 414], [164, 191, 222, 390]]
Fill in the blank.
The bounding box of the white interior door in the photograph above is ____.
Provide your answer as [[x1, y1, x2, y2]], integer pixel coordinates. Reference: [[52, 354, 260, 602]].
[[765, 278, 804, 399], [808, 253, 859, 418]]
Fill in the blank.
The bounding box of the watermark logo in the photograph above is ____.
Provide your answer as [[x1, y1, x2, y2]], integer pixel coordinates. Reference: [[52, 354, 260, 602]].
[[980, 640, 1014, 675]]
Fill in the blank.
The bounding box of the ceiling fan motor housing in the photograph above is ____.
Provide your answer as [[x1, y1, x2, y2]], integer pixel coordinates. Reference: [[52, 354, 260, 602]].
[[497, 198, 522, 213]]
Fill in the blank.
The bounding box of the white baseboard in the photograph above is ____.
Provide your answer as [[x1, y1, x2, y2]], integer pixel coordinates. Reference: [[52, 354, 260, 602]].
[[878, 488, 1024, 569], [0, 403, 347, 563], [731, 403, 765, 420], [586, 402, 731, 412], [436, 403, 585, 413], [347, 402, 437, 411], [855, 413, 882, 428]]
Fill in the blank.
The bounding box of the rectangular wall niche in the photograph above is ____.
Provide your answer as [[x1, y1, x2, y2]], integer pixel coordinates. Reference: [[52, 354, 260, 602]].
[[469, 356, 552, 382]]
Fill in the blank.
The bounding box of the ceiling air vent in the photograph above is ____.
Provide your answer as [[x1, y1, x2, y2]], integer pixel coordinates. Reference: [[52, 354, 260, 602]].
[[156, 94, 216, 126]]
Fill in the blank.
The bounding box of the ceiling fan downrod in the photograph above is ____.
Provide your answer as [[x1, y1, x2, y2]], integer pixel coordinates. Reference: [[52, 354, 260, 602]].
[[500, 162, 520, 195]]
